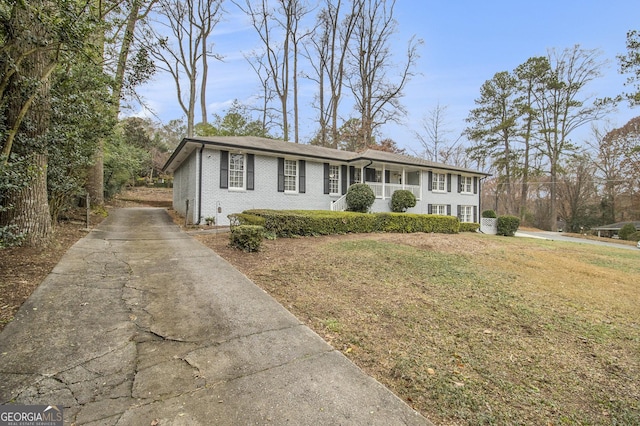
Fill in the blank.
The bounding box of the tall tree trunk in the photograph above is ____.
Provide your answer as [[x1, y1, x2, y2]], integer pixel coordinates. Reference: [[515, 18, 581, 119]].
[[1, 154, 52, 246], [86, 139, 104, 204], [86, 0, 109, 206], [201, 39, 208, 125], [1, 0, 55, 245]]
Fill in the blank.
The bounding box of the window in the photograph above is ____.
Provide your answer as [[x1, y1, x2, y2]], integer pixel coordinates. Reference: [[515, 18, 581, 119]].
[[229, 153, 245, 189], [432, 204, 447, 215], [460, 205, 473, 223], [460, 176, 473, 193], [284, 159, 297, 192], [353, 168, 362, 184], [329, 165, 340, 194], [432, 173, 446, 192]]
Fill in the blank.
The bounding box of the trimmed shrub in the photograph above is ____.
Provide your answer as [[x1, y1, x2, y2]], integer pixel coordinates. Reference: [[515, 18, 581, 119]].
[[459, 222, 480, 232], [229, 225, 264, 252], [227, 213, 266, 228], [390, 190, 417, 212], [243, 209, 460, 237], [482, 209, 497, 218], [627, 231, 640, 242], [496, 215, 520, 236], [618, 223, 637, 240], [345, 183, 375, 213]]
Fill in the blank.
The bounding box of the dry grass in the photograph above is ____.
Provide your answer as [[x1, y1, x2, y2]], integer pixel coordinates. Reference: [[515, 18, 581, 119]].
[[197, 231, 640, 425]]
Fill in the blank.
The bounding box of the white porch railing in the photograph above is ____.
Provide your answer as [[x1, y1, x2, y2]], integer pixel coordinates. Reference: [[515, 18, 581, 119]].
[[331, 193, 348, 211], [366, 183, 420, 200]]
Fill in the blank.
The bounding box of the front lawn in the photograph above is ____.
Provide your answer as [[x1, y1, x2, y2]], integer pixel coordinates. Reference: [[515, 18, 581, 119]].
[[197, 231, 640, 425]]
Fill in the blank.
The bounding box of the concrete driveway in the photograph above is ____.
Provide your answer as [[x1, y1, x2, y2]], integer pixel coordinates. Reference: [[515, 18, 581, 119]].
[[0, 208, 430, 425]]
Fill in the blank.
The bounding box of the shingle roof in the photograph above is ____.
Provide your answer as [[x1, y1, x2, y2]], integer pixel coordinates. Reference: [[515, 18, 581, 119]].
[[591, 221, 640, 231], [163, 136, 490, 176]]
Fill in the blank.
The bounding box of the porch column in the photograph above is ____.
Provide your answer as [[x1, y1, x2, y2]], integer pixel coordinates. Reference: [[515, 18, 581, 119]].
[[402, 168, 406, 190], [382, 164, 386, 200]]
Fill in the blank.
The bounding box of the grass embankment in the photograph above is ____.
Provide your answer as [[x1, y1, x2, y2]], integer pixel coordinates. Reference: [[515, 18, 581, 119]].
[[198, 232, 640, 425]]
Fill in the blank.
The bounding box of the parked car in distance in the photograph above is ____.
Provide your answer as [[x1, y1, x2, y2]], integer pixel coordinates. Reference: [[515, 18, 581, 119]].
[[637, 240, 640, 249]]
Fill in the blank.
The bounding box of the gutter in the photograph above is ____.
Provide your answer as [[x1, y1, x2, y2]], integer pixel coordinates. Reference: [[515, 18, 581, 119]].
[[166, 137, 490, 177]]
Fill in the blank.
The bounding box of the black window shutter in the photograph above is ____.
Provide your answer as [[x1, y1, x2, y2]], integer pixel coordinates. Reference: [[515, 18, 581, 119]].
[[384, 170, 390, 183], [299, 160, 306, 193], [473, 206, 478, 223], [428, 204, 432, 214], [277, 157, 285, 192], [447, 204, 452, 216], [428, 171, 433, 191], [246, 154, 255, 190], [457, 205, 461, 218], [349, 166, 355, 184], [457, 174, 462, 193], [323, 163, 330, 194], [220, 150, 229, 189], [365, 167, 375, 182], [447, 173, 452, 192], [341, 165, 348, 194], [473, 177, 478, 194]]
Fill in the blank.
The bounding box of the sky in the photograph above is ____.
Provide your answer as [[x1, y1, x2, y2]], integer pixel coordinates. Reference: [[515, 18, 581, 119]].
[[131, 0, 640, 155]]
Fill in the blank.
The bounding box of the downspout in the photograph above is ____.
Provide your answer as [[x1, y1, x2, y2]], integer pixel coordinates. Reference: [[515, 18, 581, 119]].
[[478, 175, 488, 232], [362, 160, 373, 182], [196, 144, 204, 225], [478, 175, 488, 215]]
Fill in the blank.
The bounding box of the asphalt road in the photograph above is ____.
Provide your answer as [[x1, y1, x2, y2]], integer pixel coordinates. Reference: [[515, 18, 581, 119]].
[[515, 230, 640, 251]]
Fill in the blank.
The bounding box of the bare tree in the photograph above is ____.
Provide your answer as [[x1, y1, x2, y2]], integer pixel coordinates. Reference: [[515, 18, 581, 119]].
[[86, 0, 157, 206], [556, 153, 599, 232], [418, 103, 463, 163], [244, 50, 278, 136], [532, 46, 611, 231], [591, 117, 640, 221], [235, 0, 311, 142], [306, 0, 360, 147], [347, 0, 421, 147], [144, 0, 223, 137]]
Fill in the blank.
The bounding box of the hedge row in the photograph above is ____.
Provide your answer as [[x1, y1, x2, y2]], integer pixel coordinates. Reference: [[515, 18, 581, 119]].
[[459, 222, 480, 232], [232, 209, 460, 237]]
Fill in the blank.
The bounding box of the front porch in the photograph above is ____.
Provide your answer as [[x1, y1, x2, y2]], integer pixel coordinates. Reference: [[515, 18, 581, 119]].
[[331, 164, 422, 211], [366, 182, 421, 199]]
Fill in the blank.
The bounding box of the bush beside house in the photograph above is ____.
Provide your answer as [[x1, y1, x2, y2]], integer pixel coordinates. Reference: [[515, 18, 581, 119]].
[[618, 223, 638, 240], [497, 215, 520, 236], [390, 190, 417, 212], [345, 183, 375, 213], [459, 222, 480, 232], [229, 225, 264, 252], [237, 209, 460, 237], [482, 210, 497, 218]]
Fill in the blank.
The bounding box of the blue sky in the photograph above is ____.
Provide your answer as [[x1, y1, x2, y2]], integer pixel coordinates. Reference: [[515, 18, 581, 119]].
[[133, 1, 640, 153]]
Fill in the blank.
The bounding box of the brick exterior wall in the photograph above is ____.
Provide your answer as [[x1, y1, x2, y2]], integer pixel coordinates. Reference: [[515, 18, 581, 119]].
[[173, 147, 481, 226]]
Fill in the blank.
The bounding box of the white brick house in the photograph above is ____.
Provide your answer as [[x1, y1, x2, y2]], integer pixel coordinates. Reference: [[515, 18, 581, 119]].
[[162, 136, 490, 226]]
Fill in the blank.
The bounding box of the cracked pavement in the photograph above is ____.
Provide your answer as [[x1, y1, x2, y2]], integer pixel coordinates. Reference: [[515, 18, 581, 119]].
[[0, 208, 430, 425]]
